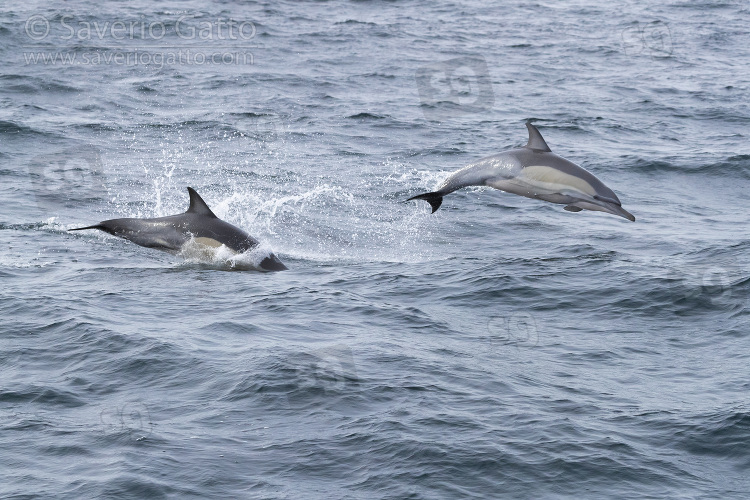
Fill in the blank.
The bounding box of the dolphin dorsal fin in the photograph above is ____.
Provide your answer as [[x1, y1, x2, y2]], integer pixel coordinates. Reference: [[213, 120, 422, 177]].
[[186, 187, 217, 217], [525, 123, 551, 152]]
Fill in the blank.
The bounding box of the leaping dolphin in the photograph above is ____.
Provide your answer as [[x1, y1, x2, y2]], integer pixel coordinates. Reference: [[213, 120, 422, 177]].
[[408, 123, 635, 221], [70, 187, 287, 271]]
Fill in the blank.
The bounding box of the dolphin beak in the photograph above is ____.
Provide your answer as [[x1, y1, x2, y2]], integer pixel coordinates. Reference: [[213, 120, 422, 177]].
[[259, 254, 288, 271], [573, 199, 635, 221], [604, 203, 635, 222], [590, 194, 635, 222], [599, 201, 635, 222]]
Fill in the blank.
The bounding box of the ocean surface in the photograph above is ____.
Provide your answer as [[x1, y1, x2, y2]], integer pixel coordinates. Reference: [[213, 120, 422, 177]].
[[2, 0, 749, 498]]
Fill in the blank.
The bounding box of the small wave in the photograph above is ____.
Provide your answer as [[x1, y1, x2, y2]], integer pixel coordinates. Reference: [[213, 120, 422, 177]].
[[626, 156, 750, 178], [654, 409, 750, 463], [347, 112, 387, 120], [228, 112, 274, 118], [334, 19, 378, 26], [0, 120, 38, 135], [1, 386, 86, 408]]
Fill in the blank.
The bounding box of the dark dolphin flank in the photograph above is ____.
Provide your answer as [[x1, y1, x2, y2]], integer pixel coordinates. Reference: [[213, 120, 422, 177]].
[[68, 187, 287, 270]]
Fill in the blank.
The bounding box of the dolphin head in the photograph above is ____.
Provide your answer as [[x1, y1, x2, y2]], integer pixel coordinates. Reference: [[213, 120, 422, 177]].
[[567, 195, 636, 222], [518, 124, 635, 221], [548, 161, 635, 221], [259, 254, 288, 271]]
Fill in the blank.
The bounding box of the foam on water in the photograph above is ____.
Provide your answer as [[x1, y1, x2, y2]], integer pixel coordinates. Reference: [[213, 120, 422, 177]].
[[177, 237, 278, 272]]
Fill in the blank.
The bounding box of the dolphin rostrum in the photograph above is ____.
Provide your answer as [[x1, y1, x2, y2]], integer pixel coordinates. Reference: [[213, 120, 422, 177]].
[[408, 123, 635, 221], [70, 187, 287, 271]]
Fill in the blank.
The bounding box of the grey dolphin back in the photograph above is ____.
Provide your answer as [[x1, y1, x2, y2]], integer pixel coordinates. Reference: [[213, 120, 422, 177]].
[[407, 122, 634, 221], [407, 123, 551, 214]]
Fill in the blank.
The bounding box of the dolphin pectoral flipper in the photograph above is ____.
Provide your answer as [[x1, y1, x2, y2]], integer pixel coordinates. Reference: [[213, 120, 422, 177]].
[[564, 205, 582, 212], [408, 192, 444, 213]]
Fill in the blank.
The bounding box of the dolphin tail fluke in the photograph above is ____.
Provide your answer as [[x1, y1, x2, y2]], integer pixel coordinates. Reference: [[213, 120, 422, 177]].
[[408, 192, 444, 213]]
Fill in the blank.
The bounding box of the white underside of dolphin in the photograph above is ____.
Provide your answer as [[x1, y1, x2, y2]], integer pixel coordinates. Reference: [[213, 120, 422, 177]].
[[409, 123, 635, 221]]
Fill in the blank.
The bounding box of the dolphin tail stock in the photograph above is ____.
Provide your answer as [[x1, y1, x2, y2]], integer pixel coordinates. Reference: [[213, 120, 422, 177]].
[[68, 225, 105, 231], [68, 224, 122, 235], [407, 192, 444, 213]]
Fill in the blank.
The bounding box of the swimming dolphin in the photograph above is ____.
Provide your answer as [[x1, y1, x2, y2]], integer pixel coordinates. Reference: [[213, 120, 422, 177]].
[[69, 187, 287, 271], [408, 123, 635, 221]]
